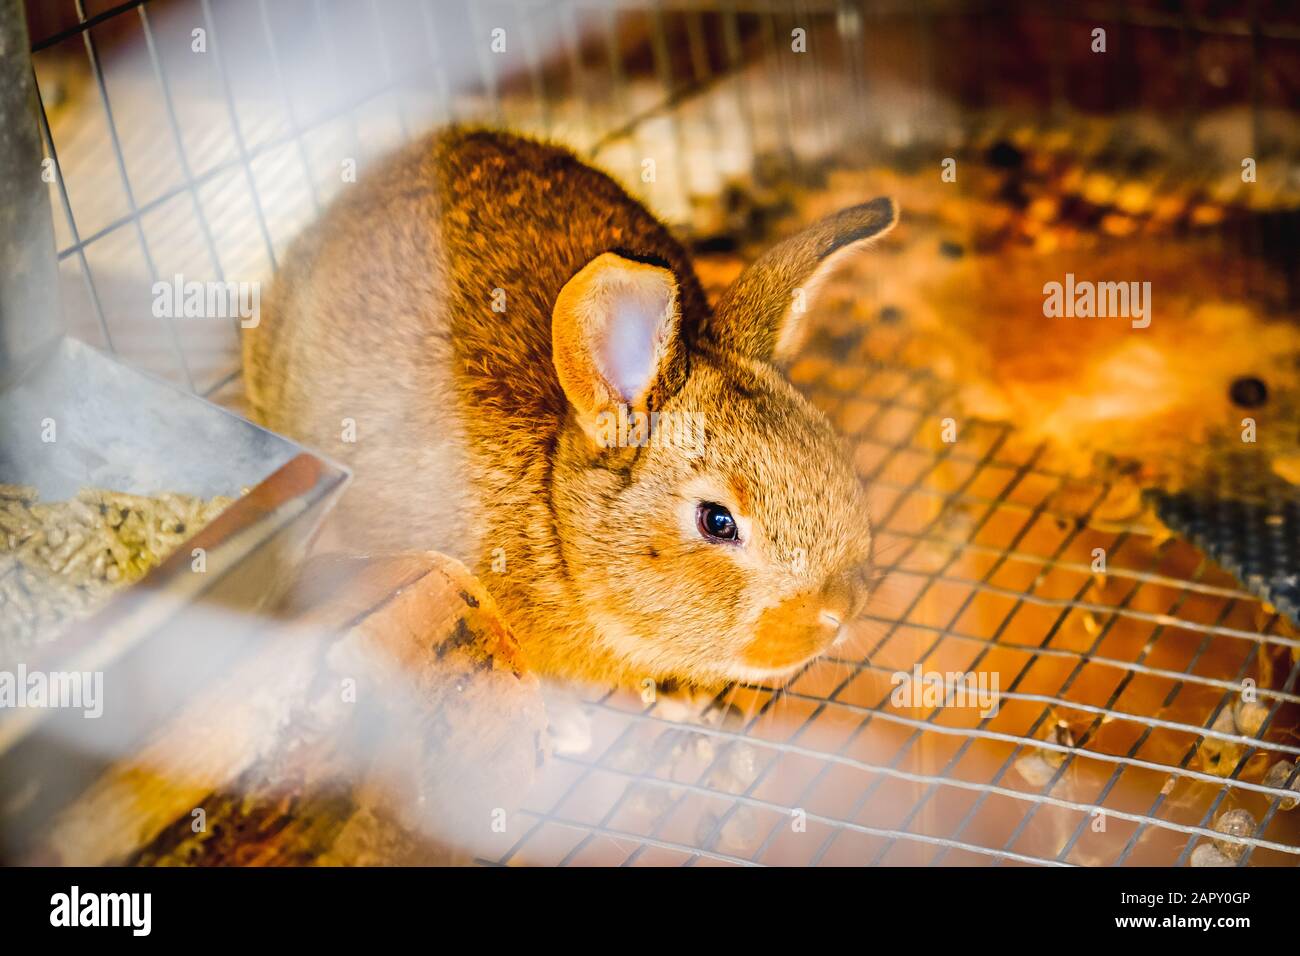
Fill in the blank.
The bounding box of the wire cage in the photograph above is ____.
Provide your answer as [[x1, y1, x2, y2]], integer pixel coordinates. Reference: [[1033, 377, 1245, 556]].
[[19, 0, 1300, 866], [29, 0, 873, 396]]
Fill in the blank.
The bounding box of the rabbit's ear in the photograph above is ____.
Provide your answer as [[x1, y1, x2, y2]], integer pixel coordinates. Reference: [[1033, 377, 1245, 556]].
[[552, 252, 686, 442], [707, 197, 897, 362]]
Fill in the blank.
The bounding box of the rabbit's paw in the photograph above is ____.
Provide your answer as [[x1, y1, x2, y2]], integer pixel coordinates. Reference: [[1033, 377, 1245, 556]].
[[542, 688, 594, 756]]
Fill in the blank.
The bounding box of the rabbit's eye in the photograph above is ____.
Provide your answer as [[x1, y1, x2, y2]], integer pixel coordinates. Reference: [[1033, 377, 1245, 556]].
[[696, 502, 738, 542]]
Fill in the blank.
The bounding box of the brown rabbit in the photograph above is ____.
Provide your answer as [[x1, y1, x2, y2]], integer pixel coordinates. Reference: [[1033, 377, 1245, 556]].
[[244, 128, 896, 689]]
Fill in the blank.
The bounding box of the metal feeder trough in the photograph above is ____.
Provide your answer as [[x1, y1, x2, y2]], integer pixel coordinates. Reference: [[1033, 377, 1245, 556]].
[[0, 336, 349, 862]]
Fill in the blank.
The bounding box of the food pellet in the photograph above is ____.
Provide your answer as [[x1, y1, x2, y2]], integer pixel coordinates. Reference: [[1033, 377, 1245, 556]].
[[1233, 698, 1269, 738], [1263, 760, 1300, 811], [1190, 842, 1235, 868], [1211, 809, 1256, 862], [0, 486, 233, 658]]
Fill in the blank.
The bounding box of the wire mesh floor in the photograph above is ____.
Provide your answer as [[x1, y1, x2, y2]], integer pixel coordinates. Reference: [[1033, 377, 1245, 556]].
[[470, 325, 1300, 867]]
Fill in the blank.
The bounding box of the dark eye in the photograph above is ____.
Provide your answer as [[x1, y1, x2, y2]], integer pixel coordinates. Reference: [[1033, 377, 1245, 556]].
[[696, 502, 738, 542]]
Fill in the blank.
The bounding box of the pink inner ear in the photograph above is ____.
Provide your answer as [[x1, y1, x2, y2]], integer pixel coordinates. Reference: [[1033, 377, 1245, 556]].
[[596, 278, 670, 404]]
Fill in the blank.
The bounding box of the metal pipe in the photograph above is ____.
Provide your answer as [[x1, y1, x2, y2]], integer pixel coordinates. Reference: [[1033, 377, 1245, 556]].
[[0, 0, 63, 388]]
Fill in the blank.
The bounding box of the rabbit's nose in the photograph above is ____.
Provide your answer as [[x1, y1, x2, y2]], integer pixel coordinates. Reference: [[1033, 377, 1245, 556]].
[[821, 564, 872, 624]]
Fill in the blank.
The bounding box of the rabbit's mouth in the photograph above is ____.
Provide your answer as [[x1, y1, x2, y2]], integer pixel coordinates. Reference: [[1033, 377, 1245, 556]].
[[737, 589, 855, 676], [726, 654, 826, 686]]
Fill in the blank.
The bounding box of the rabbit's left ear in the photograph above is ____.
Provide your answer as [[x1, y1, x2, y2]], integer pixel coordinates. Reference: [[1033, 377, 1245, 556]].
[[705, 197, 897, 363], [552, 252, 686, 446]]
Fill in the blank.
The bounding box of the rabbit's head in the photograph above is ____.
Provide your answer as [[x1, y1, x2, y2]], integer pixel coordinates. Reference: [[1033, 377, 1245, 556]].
[[549, 199, 897, 687]]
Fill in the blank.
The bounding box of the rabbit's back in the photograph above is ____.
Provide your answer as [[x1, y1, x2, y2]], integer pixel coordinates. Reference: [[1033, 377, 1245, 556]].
[[242, 128, 705, 557]]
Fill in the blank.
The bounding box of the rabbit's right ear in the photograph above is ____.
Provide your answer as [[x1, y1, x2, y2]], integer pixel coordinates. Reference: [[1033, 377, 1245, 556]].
[[552, 252, 687, 447], [705, 197, 897, 363]]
